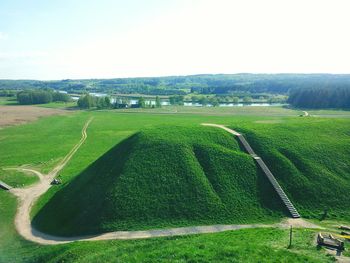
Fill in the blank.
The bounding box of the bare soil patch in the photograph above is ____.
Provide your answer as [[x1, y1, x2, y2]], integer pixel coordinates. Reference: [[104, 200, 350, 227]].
[[0, 106, 69, 128]]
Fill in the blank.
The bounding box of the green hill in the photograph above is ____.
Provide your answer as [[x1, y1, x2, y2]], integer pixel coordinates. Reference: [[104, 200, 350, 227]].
[[33, 126, 286, 236], [234, 118, 350, 221]]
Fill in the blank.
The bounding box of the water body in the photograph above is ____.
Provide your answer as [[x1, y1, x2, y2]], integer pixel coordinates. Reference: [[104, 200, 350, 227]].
[[72, 93, 284, 107], [184, 102, 285, 107], [129, 99, 170, 106]]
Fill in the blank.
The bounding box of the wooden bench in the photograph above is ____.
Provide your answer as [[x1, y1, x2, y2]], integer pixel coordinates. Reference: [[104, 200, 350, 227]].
[[317, 233, 345, 250]]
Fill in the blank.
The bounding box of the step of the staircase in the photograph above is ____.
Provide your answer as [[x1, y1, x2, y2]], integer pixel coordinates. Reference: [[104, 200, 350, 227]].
[[0, 180, 12, 190], [233, 133, 301, 219]]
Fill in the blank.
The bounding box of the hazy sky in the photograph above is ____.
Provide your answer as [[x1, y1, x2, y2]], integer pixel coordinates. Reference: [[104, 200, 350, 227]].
[[1, 0, 350, 79]]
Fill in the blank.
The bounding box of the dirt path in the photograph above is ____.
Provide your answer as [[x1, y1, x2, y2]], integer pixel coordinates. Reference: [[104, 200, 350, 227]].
[[22, 219, 320, 245], [9, 118, 93, 245], [5, 167, 44, 181], [7, 120, 321, 245], [202, 123, 241, 135]]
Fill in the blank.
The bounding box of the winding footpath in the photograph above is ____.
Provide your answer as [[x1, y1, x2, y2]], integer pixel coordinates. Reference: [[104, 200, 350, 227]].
[[5, 120, 320, 245], [8, 118, 93, 245]]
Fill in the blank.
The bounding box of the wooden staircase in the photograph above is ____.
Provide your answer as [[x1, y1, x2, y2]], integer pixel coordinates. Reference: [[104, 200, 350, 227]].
[[236, 134, 301, 218]]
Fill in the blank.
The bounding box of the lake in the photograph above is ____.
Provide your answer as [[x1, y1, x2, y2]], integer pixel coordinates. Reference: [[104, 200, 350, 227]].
[[72, 93, 285, 107]]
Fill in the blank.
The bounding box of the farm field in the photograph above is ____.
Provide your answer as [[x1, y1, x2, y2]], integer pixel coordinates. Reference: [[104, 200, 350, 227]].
[[0, 107, 350, 262], [0, 105, 68, 128]]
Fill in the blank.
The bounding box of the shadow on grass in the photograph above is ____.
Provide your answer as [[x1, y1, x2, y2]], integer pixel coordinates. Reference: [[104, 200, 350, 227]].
[[32, 134, 135, 236]]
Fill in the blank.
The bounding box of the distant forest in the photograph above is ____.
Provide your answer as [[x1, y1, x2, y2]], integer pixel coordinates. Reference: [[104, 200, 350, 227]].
[[288, 87, 350, 109], [1, 74, 350, 108], [1, 74, 350, 95]]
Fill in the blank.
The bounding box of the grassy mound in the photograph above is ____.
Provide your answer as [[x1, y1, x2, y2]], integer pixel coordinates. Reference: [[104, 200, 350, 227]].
[[234, 118, 350, 220], [33, 126, 285, 236]]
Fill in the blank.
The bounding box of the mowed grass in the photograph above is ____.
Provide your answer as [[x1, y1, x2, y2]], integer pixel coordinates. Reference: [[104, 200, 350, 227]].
[[115, 105, 303, 116], [0, 109, 349, 262], [0, 169, 38, 188], [0, 113, 89, 174]]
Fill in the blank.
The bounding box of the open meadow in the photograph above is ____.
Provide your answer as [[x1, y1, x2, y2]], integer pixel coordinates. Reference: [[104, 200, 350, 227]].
[[2, 0, 350, 261], [1, 106, 350, 262]]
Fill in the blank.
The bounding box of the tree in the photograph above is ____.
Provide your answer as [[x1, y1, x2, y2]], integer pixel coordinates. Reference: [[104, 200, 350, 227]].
[[77, 94, 95, 109], [209, 97, 219, 107], [155, 96, 161, 108], [169, 95, 184, 105], [104, 97, 111, 108], [243, 96, 252, 104], [96, 96, 112, 109], [138, 97, 146, 108], [231, 96, 239, 103], [191, 95, 198, 102], [52, 92, 70, 102], [198, 96, 209, 106]]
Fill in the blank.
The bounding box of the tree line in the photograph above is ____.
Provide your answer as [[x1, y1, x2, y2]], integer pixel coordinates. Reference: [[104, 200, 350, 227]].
[[0, 90, 17, 97], [288, 87, 350, 109], [77, 95, 162, 109], [4, 74, 350, 97], [16, 90, 71, 105]]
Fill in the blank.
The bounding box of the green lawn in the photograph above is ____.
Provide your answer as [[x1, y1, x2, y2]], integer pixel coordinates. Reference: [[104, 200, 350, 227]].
[[0, 168, 38, 188], [0, 109, 349, 262], [0, 96, 18, 105], [0, 190, 336, 263], [0, 113, 89, 174], [115, 105, 303, 116], [37, 101, 78, 109]]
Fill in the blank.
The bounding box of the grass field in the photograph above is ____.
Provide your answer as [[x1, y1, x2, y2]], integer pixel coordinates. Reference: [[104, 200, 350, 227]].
[[0, 107, 349, 262], [0, 169, 38, 188], [0, 190, 335, 263], [116, 105, 303, 116], [0, 96, 77, 109], [0, 96, 18, 105], [232, 118, 350, 221], [37, 101, 78, 109]]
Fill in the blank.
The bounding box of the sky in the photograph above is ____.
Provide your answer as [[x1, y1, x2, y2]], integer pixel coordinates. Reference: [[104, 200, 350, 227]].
[[1, 0, 350, 80]]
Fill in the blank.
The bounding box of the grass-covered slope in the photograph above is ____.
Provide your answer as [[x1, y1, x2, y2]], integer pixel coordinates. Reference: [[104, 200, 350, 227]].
[[33, 126, 285, 236], [234, 118, 350, 220]]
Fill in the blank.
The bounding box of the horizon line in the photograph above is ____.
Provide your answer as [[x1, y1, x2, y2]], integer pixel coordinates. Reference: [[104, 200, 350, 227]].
[[2, 72, 350, 81]]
